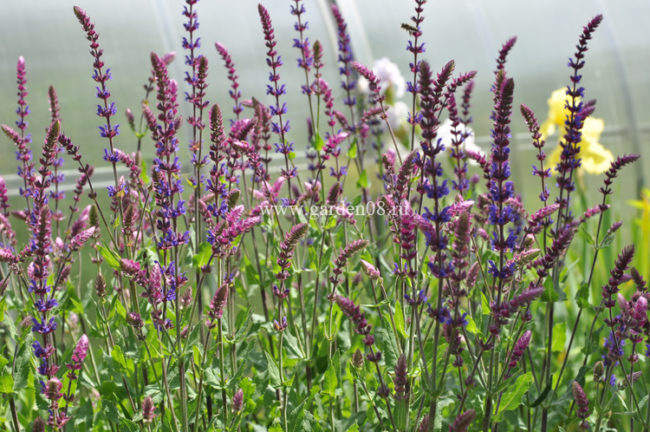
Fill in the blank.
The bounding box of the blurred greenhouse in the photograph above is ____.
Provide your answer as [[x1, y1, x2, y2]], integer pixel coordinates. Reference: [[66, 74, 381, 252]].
[[1, 0, 648, 205], [2, 1, 650, 430]]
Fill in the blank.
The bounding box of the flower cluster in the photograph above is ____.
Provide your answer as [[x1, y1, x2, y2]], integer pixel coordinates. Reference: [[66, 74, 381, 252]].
[[333, 294, 381, 362], [74, 6, 120, 142]]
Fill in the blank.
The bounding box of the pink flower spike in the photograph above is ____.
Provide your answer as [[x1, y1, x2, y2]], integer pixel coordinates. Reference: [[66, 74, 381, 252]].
[[360, 259, 381, 280], [72, 334, 89, 364], [0, 248, 17, 263], [70, 227, 96, 250], [120, 258, 141, 275]]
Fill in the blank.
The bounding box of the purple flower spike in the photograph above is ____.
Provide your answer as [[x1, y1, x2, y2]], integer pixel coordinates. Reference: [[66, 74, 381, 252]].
[[232, 388, 244, 412], [393, 354, 408, 400], [16, 56, 30, 133], [449, 409, 476, 432], [208, 282, 229, 323], [601, 245, 634, 308], [571, 381, 590, 429], [351, 62, 383, 105], [333, 294, 373, 339], [360, 259, 381, 280], [277, 223, 308, 281], [67, 334, 89, 375], [555, 15, 603, 219], [508, 330, 531, 369], [495, 37, 517, 73], [142, 396, 156, 423], [291, 0, 313, 78], [331, 4, 357, 108], [74, 6, 120, 147], [331, 239, 368, 283], [215, 42, 242, 117]]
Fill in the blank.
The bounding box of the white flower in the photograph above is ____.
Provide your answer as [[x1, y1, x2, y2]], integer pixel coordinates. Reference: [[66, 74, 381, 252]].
[[358, 57, 406, 98], [437, 118, 485, 165], [386, 101, 409, 130]]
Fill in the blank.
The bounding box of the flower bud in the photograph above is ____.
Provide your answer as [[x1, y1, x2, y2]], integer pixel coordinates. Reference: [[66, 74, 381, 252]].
[[360, 259, 381, 280], [142, 396, 156, 423], [32, 417, 46, 432], [127, 312, 143, 329], [351, 348, 364, 369], [232, 388, 243, 412], [593, 360, 604, 382], [95, 272, 106, 298]]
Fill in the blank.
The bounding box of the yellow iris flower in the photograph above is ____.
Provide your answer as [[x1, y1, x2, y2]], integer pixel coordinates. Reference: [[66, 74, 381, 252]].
[[541, 88, 614, 175]]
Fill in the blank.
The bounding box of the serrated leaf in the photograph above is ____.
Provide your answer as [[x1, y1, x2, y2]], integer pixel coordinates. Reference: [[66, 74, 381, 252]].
[[356, 170, 369, 189], [192, 242, 212, 269], [140, 159, 149, 184], [394, 301, 406, 339], [284, 332, 305, 360], [552, 322, 566, 352], [465, 314, 480, 335], [541, 277, 560, 302], [115, 300, 127, 320], [0, 372, 14, 394], [264, 351, 281, 387], [376, 328, 398, 367], [98, 245, 121, 270], [13, 336, 34, 391], [289, 390, 315, 432], [111, 345, 131, 374], [313, 134, 325, 152], [481, 292, 490, 315], [497, 372, 532, 416], [324, 216, 337, 230], [347, 139, 357, 159], [323, 361, 337, 397], [576, 282, 590, 309], [529, 384, 552, 408]]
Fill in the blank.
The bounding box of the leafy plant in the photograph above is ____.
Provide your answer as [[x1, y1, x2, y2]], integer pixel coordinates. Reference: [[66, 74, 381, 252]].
[[0, 1, 646, 431]]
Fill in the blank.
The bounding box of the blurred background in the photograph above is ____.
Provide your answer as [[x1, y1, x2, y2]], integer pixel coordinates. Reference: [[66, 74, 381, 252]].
[[0, 0, 648, 206]]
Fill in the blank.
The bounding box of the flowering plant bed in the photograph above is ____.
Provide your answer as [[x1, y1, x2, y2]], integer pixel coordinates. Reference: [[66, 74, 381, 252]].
[[0, 1, 646, 431]]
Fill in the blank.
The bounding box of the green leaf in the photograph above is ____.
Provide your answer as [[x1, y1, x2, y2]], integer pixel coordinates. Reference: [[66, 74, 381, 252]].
[[376, 328, 398, 367], [394, 301, 406, 339], [288, 390, 315, 432], [551, 322, 566, 352], [98, 245, 121, 270], [13, 336, 34, 392], [541, 277, 564, 302], [288, 151, 296, 160], [264, 351, 281, 387], [323, 361, 337, 397], [529, 384, 552, 408], [192, 242, 212, 269], [465, 314, 480, 335], [356, 170, 369, 189], [313, 134, 325, 152], [347, 139, 358, 159], [481, 292, 490, 315], [283, 332, 305, 360], [111, 345, 132, 374], [395, 398, 408, 430], [497, 372, 532, 416], [0, 372, 14, 394], [140, 159, 150, 184], [114, 300, 127, 320], [324, 216, 337, 230], [575, 282, 590, 309]]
